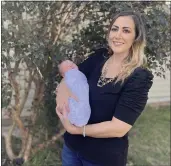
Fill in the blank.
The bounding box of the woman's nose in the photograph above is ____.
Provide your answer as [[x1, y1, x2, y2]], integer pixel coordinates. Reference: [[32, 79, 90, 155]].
[[115, 30, 122, 39]]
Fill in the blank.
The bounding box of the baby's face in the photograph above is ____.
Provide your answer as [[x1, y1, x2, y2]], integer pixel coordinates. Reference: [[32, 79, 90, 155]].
[[59, 60, 78, 76]]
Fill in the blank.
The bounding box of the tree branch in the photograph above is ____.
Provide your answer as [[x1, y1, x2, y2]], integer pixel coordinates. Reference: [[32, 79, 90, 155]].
[[23, 133, 32, 162], [2, 123, 16, 160], [8, 107, 28, 158], [19, 71, 34, 114], [21, 77, 44, 161], [52, 3, 73, 45], [7, 59, 31, 159], [66, 2, 87, 25], [8, 60, 21, 110], [31, 128, 65, 155], [57, 2, 88, 41]]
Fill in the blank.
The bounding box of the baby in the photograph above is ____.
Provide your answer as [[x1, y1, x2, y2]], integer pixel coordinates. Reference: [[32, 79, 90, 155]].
[[58, 60, 91, 127]]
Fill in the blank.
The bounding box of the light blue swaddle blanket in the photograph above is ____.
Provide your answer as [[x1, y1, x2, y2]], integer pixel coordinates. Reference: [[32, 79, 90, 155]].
[[64, 69, 91, 127]]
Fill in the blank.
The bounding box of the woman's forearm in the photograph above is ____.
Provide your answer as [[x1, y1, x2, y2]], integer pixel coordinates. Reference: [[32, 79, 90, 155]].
[[76, 121, 124, 138]]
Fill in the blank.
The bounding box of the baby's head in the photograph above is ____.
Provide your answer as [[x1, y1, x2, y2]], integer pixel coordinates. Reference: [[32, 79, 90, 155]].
[[58, 60, 78, 77]]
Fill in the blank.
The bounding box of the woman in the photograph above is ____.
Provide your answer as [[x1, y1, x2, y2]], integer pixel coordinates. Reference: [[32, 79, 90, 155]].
[[56, 10, 154, 166]]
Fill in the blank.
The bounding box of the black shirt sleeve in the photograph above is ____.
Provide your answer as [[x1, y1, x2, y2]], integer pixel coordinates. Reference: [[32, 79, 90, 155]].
[[113, 68, 154, 125], [78, 48, 108, 79]]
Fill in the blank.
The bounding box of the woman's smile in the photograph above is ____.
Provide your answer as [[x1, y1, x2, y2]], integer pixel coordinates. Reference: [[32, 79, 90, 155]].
[[113, 41, 124, 46]]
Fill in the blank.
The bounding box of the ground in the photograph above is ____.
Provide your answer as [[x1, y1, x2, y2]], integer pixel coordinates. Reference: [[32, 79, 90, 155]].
[[127, 105, 170, 166], [2, 105, 170, 166]]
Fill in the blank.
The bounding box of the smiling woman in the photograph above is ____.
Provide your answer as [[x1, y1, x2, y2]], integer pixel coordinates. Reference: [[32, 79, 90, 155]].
[[56, 10, 153, 166], [108, 16, 136, 55]]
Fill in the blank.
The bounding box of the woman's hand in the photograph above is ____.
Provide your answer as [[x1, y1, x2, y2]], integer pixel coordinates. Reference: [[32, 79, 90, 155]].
[[56, 105, 82, 135], [56, 80, 78, 114]]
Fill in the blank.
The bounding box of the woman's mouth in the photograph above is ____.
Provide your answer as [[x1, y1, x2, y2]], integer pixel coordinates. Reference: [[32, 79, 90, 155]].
[[113, 41, 124, 46]]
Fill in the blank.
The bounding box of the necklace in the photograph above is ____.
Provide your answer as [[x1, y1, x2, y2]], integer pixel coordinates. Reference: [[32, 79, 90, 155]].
[[97, 59, 116, 87]]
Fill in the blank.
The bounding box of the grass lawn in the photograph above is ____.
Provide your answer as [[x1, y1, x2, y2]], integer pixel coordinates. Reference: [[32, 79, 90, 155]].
[[2, 105, 170, 166], [127, 105, 170, 166]]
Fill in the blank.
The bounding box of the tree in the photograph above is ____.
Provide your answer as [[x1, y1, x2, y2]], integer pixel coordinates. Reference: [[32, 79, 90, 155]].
[[1, 1, 170, 165], [1, 1, 90, 163]]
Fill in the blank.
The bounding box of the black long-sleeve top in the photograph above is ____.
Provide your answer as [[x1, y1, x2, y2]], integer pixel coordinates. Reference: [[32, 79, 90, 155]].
[[64, 48, 154, 166]]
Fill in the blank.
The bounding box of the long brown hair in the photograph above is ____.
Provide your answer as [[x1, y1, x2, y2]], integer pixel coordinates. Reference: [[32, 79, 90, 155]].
[[106, 10, 147, 84]]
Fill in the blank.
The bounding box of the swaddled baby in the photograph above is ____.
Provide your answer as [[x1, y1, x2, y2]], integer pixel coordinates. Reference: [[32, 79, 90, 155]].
[[58, 60, 91, 127]]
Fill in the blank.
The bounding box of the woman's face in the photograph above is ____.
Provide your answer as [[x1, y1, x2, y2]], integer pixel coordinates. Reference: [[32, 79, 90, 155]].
[[108, 16, 136, 55]]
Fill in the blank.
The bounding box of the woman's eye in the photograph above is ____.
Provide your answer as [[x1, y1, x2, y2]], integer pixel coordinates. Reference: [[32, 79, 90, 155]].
[[123, 29, 130, 33], [111, 28, 118, 32]]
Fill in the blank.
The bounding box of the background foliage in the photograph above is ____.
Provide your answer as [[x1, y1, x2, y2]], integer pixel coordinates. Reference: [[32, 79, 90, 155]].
[[1, 1, 170, 165]]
